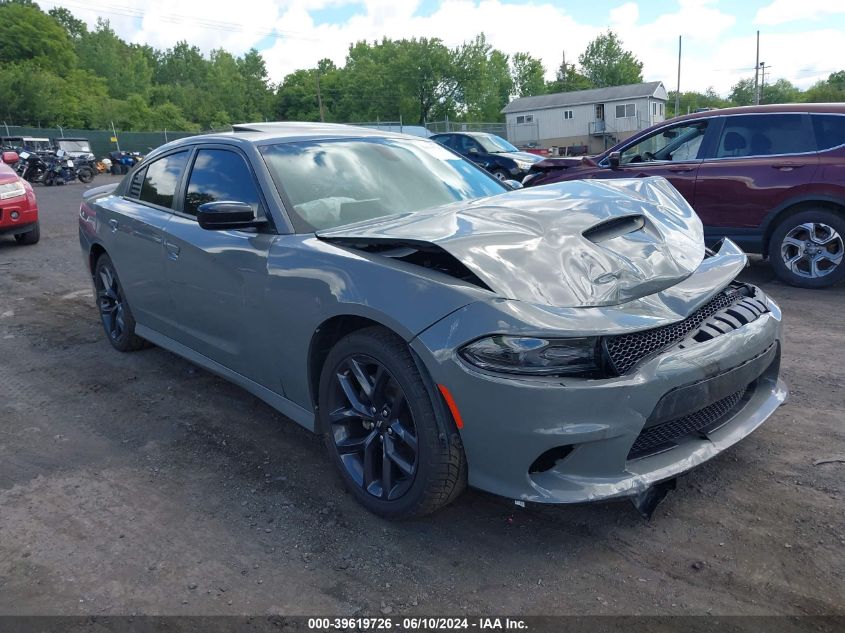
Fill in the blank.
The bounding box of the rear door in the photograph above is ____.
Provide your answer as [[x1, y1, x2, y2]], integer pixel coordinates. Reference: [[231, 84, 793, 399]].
[[104, 150, 189, 336], [605, 119, 715, 204], [694, 113, 819, 245], [162, 145, 276, 380]]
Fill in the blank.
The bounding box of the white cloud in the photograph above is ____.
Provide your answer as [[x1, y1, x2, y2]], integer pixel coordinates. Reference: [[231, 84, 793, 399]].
[[755, 0, 845, 26], [38, 0, 845, 96]]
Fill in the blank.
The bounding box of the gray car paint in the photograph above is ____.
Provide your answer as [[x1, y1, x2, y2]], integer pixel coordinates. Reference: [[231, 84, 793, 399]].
[[319, 177, 704, 308], [79, 123, 787, 505]]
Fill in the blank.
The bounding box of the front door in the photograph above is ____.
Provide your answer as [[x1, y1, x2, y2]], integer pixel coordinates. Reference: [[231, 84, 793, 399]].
[[607, 119, 715, 204], [162, 146, 275, 382]]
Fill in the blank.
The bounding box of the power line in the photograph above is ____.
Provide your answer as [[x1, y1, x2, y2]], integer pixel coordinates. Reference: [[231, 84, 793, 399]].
[[48, 0, 317, 41]]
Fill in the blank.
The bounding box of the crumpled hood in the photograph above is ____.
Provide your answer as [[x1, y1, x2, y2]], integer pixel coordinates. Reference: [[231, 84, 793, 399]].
[[317, 177, 705, 308]]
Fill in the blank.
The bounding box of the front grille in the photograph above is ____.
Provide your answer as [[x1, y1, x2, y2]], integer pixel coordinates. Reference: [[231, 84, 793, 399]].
[[628, 386, 749, 460], [604, 285, 769, 375]]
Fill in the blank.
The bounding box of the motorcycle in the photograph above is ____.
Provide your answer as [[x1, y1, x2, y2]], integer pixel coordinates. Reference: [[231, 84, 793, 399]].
[[17, 151, 49, 184], [43, 150, 76, 186]]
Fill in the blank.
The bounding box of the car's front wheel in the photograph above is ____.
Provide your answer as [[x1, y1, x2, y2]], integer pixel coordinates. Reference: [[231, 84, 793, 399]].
[[93, 254, 148, 352], [769, 209, 845, 288], [318, 327, 466, 518], [490, 168, 509, 181]]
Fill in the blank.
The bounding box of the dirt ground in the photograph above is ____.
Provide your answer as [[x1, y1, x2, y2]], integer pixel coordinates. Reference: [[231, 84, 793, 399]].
[[0, 177, 843, 618]]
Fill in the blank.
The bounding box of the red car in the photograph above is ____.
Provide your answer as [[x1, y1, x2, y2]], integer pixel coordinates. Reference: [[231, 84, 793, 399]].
[[525, 104, 845, 288], [0, 151, 39, 245]]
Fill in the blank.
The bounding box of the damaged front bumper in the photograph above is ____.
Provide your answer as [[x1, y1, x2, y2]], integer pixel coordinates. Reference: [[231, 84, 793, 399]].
[[411, 246, 787, 507]]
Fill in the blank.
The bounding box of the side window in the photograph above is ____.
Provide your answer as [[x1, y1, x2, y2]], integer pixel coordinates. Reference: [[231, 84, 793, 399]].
[[127, 167, 146, 199], [438, 135, 456, 150], [620, 121, 709, 165], [715, 114, 814, 158], [812, 114, 845, 152], [139, 151, 189, 209], [184, 149, 262, 217]]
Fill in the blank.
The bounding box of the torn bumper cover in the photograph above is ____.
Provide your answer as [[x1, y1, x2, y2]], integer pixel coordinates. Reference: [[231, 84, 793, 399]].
[[411, 241, 787, 506]]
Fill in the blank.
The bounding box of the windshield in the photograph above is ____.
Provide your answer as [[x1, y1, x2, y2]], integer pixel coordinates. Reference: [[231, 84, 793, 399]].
[[474, 134, 519, 153], [58, 139, 91, 153], [261, 137, 507, 232]]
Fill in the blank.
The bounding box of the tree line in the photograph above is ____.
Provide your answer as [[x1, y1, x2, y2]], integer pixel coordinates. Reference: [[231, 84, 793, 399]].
[[1, 0, 843, 132]]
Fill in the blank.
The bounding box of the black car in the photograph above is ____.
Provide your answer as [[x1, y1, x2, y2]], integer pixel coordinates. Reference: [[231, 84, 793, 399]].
[[430, 132, 542, 181]]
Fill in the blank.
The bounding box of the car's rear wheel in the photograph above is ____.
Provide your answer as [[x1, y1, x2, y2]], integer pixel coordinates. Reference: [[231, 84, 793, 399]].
[[769, 209, 845, 288], [14, 221, 39, 245], [93, 254, 147, 352], [318, 326, 466, 519], [490, 168, 509, 181]]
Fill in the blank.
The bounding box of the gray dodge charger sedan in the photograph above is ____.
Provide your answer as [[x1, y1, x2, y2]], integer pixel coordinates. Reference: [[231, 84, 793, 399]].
[[79, 123, 787, 518]]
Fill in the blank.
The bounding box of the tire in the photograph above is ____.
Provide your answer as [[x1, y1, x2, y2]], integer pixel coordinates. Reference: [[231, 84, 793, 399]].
[[318, 326, 467, 519], [93, 254, 147, 352], [77, 167, 94, 184], [490, 168, 509, 181], [14, 221, 40, 245], [769, 209, 845, 288], [44, 173, 54, 186]]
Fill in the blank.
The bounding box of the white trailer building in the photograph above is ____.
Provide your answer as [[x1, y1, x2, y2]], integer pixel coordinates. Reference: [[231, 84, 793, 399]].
[[503, 81, 669, 154]]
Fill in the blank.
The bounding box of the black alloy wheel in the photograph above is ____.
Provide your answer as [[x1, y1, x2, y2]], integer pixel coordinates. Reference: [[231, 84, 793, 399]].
[[319, 327, 466, 518], [93, 254, 147, 352], [328, 354, 419, 501]]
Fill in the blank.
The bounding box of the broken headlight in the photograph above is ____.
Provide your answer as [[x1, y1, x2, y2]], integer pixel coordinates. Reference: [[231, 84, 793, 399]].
[[460, 335, 600, 376]]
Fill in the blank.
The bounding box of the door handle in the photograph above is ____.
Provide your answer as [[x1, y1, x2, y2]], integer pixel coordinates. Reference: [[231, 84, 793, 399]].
[[667, 165, 695, 172], [108, 219, 119, 232], [164, 241, 180, 260], [772, 162, 804, 170]]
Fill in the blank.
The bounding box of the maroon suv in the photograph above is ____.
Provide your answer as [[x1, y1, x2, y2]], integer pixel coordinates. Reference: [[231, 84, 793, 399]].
[[525, 104, 845, 288]]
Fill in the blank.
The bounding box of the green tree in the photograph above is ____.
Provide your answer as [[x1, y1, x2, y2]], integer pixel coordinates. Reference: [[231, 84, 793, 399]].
[[762, 78, 800, 104], [728, 78, 756, 105], [453, 34, 512, 121], [48, 7, 87, 40], [511, 52, 545, 97], [803, 71, 845, 102], [578, 30, 643, 88], [0, 2, 77, 75], [546, 52, 593, 93], [666, 88, 730, 117], [76, 20, 153, 100]]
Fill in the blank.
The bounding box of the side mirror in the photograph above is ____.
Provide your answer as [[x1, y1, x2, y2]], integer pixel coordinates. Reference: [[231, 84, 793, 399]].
[[608, 151, 621, 169], [504, 179, 523, 190], [2, 151, 19, 165], [197, 201, 265, 230]]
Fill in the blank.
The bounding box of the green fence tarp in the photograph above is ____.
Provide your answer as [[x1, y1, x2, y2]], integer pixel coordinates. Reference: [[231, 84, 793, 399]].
[[1, 126, 197, 159]]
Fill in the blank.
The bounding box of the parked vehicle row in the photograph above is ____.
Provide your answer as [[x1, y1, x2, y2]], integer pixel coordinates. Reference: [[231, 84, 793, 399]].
[[78, 122, 786, 519], [524, 104, 845, 288], [14, 149, 94, 185]]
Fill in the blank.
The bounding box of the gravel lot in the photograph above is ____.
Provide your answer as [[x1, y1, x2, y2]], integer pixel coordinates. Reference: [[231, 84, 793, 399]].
[[0, 177, 843, 618]]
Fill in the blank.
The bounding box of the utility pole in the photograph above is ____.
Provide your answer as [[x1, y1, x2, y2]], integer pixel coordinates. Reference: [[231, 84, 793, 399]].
[[759, 62, 768, 104], [754, 30, 760, 105], [675, 35, 681, 117], [315, 70, 325, 122], [562, 50, 567, 91]]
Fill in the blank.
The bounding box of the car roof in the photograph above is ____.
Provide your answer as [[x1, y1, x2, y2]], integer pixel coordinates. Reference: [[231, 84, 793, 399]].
[[147, 122, 429, 158], [669, 102, 845, 124]]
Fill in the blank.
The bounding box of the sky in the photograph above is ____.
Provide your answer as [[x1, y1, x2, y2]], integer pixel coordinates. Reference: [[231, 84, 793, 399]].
[[39, 0, 845, 96]]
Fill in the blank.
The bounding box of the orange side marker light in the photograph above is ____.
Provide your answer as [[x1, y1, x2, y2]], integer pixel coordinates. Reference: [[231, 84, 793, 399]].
[[437, 384, 464, 429]]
